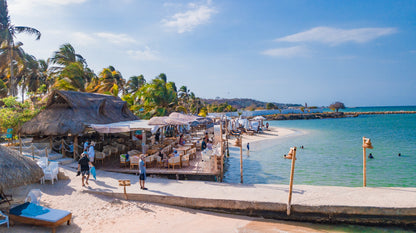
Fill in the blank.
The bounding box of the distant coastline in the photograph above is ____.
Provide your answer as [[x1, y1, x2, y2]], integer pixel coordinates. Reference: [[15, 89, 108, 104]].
[[264, 110, 416, 120]]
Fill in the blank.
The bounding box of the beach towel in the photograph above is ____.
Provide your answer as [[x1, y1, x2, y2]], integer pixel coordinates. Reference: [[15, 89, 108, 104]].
[[15, 203, 50, 216], [91, 166, 96, 180]]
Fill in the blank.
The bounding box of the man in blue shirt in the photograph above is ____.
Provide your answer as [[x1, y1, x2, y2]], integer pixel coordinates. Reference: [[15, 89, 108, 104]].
[[139, 155, 147, 190]]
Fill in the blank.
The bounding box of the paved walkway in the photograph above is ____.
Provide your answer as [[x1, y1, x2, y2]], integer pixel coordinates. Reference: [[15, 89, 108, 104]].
[[63, 165, 416, 226], [72, 166, 416, 208]]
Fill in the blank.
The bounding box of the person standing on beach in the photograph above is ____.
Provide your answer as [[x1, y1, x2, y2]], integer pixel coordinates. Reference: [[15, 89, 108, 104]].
[[77, 152, 94, 187], [139, 155, 147, 190], [88, 141, 95, 163], [84, 140, 89, 150], [247, 143, 250, 151], [201, 138, 207, 151]]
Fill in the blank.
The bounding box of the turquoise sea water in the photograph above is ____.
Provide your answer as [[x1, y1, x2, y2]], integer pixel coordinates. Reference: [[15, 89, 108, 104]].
[[223, 107, 416, 187]]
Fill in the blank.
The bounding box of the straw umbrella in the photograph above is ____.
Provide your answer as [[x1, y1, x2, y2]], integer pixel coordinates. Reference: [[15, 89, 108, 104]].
[[0, 145, 44, 190]]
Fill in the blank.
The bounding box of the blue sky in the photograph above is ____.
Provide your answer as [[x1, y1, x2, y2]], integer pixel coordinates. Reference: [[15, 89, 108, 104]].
[[8, 0, 416, 107]]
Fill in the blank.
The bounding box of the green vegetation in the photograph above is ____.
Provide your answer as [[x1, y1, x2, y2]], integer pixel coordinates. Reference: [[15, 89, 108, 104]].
[[0, 96, 41, 132], [329, 101, 346, 112]]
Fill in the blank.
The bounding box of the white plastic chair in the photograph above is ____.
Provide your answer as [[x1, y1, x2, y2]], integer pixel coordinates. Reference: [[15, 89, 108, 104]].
[[24, 189, 42, 205], [0, 210, 9, 228], [43, 162, 59, 184]]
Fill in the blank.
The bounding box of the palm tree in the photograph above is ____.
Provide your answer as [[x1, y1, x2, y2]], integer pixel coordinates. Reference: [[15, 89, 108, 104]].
[[18, 52, 41, 102], [52, 62, 91, 92], [126, 75, 146, 94], [87, 66, 124, 96], [0, 0, 41, 96], [50, 43, 95, 92], [49, 43, 86, 70], [0, 41, 26, 96], [139, 74, 177, 118]]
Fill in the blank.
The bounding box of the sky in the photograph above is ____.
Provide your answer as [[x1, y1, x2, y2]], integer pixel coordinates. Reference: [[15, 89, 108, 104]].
[[7, 0, 416, 107]]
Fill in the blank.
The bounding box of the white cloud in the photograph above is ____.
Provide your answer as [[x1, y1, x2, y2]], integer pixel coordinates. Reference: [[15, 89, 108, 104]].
[[276, 27, 397, 46], [162, 1, 217, 33], [70, 32, 97, 46], [127, 47, 160, 61], [261, 46, 308, 58], [95, 32, 137, 45]]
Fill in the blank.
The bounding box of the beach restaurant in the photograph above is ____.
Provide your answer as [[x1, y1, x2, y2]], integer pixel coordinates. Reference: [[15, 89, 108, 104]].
[[18, 90, 217, 173]]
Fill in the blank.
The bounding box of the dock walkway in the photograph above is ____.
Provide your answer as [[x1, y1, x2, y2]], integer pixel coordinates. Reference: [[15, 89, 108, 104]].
[[76, 166, 416, 227]]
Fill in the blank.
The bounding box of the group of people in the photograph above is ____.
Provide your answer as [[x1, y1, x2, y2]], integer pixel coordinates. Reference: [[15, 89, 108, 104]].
[[76, 140, 96, 187], [368, 153, 402, 159]]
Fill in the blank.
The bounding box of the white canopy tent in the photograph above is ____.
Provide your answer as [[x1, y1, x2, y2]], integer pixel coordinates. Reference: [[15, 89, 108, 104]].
[[89, 120, 158, 154], [89, 120, 158, 134]]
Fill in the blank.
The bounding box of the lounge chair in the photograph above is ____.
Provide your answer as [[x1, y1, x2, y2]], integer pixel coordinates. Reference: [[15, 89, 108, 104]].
[[0, 188, 12, 205], [0, 210, 9, 228], [9, 202, 72, 233]]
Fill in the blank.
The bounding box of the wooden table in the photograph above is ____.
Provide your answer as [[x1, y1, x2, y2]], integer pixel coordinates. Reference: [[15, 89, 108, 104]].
[[173, 146, 191, 155]]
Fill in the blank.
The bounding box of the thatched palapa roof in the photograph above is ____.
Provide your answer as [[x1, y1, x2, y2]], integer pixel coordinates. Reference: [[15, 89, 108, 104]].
[[20, 90, 139, 136], [0, 145, 44, 190]]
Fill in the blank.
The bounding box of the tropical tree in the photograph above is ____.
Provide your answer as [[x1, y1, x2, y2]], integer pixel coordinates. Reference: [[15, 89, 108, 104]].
[[266, 102, 276, 109], [139, 74, 177, 118], [87, 66, 124, 96], [49, 43, 86, 71], [126, 75, 146, 94], [52, 62, 92, 92], [0, 41, 26, 96], [50, 43, 95, 92], [178, 85, 191, 113], [329, 101, 345, 112], [0, 0, 41, 96], [0, 96, 40, 132], [18, 52, 41, 102]]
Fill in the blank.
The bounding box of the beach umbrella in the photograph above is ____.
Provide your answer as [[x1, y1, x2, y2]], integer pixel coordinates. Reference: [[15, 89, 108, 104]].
[[253, 116, 266, 120], [148, 116, 169, 126], [0, 145, 44, 190]]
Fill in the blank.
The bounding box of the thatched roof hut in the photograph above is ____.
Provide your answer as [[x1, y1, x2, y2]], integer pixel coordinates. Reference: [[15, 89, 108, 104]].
[[0, 145, 44, 190], [19, 90, 139, 136]]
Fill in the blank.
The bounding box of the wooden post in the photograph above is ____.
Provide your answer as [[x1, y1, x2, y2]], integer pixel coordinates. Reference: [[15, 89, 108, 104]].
[[74, 135, 78, 160], [49, 136, 53, 150], [363, 137, 367, 187], [118, 180, 131, 200], [19, 133, 22, 155], [61, 139, 65, 156], [240, 136, 243, 184], [45, 147, 48, 159], [287, 147, 297, 216], [142, 130, 147, 154], [31, 144, 35, 160], [161, 126, 165, 143]]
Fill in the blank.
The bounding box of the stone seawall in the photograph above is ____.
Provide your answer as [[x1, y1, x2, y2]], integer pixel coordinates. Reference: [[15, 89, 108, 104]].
[[265, 112, 347, 120]]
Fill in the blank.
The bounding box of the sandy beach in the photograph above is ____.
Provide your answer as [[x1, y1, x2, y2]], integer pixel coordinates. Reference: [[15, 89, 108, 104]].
[[0, 126, 338, 233]]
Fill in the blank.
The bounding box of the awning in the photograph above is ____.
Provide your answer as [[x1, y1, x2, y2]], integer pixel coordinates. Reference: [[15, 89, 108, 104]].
[[89, 120, 158, 134]]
